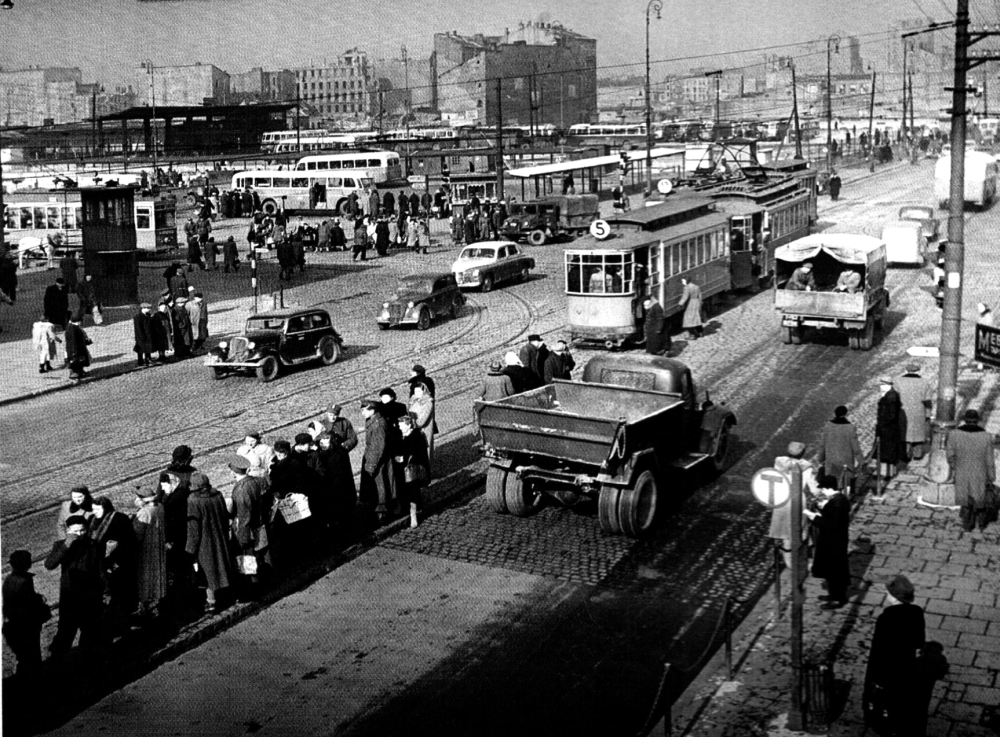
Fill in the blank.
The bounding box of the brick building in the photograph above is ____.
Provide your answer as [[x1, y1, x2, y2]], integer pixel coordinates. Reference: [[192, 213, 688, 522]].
[[0, 67, 95, 126], [231, 67, 297, 105]]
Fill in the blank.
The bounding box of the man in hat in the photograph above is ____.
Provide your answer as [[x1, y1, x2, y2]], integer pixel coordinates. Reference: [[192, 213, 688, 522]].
[[330, 217, 346, 251], [519, 335, 549, 386], [65, 312, 92, 381], [43, 276, 70, 328], [786, 261, 817, 291], [185, 472, 234, 614], [228, 455, 270, 592], [45, 516, 103, 654], [897, 363, 933, 462], [875, 376, 905, 479], [223, 236, 240, 273], [769, 441, 817, 567], [501, 351, 534, 394], [316, 219, 332, 252], [172, 296, 194, 358], [816, 405, 863, 493], [543, 340, 576, 384], [316, 406, 357, 453], [3, 549, 45, 683], [804, 474, 852, 608], [481, 360, 515, 401], [237, 431, 275, 479], [360, 399, 397, 524], [151, 301, 172, 361], [643, 295, 671, 355], [189, 292, 209, 352], [133, 302, 155, 367], [408, 365, 436, 398], [946, 408, 996, 533]]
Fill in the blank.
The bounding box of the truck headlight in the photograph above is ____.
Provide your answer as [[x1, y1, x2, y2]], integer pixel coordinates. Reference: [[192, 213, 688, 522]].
[[407, 301, 415, 309], [246, 341, 256, 350], [218, 341, 228, 350]]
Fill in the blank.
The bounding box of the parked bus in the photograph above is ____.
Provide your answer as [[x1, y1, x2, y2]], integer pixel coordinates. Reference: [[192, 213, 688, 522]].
[[4, 192, 177, 256], [272, 132, 378, 154], [261, 129, 329, 152], [568, 123, 648, 138], [935, 151, 997, 208], [231, 170, 371, 216], [293, 150, 403, 184]]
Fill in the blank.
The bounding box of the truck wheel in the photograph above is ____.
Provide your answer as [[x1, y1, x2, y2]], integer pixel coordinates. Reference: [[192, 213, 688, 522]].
[[318, 336, 340, 365], [858, 318, 875, 351], [598, 486, 623, 534], [449, 296, 462, 318], [256, 355, 279, 382], [485, 466, 509, 514], [782, 327, 793, 344], [528, 229, 547, 246], [618, 470, 659, 538], [261, 199, 279, 216], [711, 423, 732, 474], [416, 307, 431, 331], [788, 326, 802, 345], [211, 368, 226, 380], [504, 476, 534, 517], [848, 331, 860, 350]]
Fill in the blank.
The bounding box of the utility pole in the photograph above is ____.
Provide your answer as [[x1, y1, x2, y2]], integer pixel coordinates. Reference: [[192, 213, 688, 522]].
[[868, 70, 877, 172], [402, 45, 411, 176], [826, 34, 841, 174], [496, 77, 504, 203], [142, 60, 158, 174], [903, 40, 909, 140], [791, 60, 803, 160], [296, 86, 301, 153], [644, 0, 662, 197]]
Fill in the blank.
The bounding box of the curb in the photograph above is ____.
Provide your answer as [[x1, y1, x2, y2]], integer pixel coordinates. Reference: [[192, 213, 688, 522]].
[[0, 360, 147, 409]]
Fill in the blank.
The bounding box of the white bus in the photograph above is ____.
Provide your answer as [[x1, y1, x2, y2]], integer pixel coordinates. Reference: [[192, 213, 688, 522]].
[[935, 151, 998, 208], [569, 123, 648, 137], [231, 170, 372, 216], [261, 129, 329, 152], [293, 150, 403, 184], [272, 132, 379, 155]]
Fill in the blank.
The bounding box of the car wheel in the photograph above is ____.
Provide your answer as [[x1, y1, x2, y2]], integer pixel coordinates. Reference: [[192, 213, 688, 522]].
[[256, 355, 279, 382], [519, 266, 530, 283], [261, 199, 279, 216], [481, 275, 494, 293], [416, 308, 431, 330], [318, 336, 340, 366]]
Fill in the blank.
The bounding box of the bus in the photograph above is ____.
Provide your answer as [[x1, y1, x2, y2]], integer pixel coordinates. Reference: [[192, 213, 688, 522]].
[[272, 132, 379, 154], [261, 129, 330, 152], [231, 170, 372, 216], [4, 192, 177, 257], [568, 123, 648, 138], [935, 151, 997, 208], [293, 150, 403, 184]]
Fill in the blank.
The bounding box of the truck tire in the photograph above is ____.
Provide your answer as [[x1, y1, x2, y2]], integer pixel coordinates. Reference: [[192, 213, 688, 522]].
[[782, 326, 793, 345], [256, 355, 279, 382], [485, 466, 509, 514], [858, 318, 875, 351], [598, 486, 623, 534], [710, 422, 732, 474], [528, 229, 547, 246], [261, 199, 279, 216], [785, 325, 802, 344], [504, 475, 534, 517], [848, 331, 860, 350], [618, 470, 659, 538]]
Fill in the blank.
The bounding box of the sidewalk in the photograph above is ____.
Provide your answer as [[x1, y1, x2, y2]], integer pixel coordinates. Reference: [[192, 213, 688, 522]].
[[668, 366, 1000, 736]]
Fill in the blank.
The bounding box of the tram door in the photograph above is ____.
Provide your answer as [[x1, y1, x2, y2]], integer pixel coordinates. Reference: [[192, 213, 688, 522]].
[[729, 216, 756, 290]]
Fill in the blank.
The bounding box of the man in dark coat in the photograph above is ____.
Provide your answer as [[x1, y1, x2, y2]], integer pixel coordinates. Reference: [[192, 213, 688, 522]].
[[409, 191, 421, 217], [45, 516, 103, 654], [185, 472, 234, 613], [543, 340, 576, 384], [162, 446, 195, 595], [383, 190, 396, 216], [330, 219, 346, 251], [377, 387, 408, 442], [829, 171, 842, 201], [817, 405, 864, 493], [133, 302, 155, 367], [317, 404, 358, 452], [805, 476, 852, 607], [360, 400, 397, 523], [946, 408, 996, 532], [151, 302, 172, 360], [367, 187, 381, 220], [374, 217, 390, 257], [519, 335, 549, 386], [172, 297, 194, 358], [64, 313, 91, 380], [223, 236, 240, 273], [44, 277, 70, 328], [187, 235, 205, 272], [643, 296, 671, 355], [228, 456, 271, 589], [3, 550, 45, 682], [276, 237, 295, 281], [875, 376, 905, 479], [310, 433, 357, 538]]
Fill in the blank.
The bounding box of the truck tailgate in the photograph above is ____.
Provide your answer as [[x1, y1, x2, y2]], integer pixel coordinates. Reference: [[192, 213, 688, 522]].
[[775, 290, 866, 318]]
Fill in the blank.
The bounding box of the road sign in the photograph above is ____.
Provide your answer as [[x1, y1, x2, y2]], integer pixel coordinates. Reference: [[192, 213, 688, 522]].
[[656, 178, 673, 195], [751, 467, 791, 509], [589, 219, 611, 240]]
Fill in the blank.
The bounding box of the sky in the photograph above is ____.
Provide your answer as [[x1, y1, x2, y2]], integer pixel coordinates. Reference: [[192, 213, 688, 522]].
[[0, 0, 981, 91]]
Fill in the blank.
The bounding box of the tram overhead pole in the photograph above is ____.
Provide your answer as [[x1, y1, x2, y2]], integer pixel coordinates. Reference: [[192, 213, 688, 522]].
[[644, 0, 662, 197], [141, 60, 157, 173], [825, 34, 841, 174]]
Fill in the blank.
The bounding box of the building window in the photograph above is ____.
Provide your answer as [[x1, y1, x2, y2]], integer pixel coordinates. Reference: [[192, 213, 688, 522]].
[[568, 84, 578, 98], [514, 77, 524, 91]]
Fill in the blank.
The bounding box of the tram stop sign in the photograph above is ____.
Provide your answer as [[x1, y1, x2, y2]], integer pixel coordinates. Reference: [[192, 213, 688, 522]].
[[751, 467, 791, 509]]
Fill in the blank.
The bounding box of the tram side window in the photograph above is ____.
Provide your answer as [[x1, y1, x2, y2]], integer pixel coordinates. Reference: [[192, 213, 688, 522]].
[[5, 208, 19, 229], [19, 208, 32, 229], [671, 241, 681, 276], [61, 207, 74, 229], [47, 207, 60, 229], [33, 207, 45, 228], [135, 208, 152, 230]]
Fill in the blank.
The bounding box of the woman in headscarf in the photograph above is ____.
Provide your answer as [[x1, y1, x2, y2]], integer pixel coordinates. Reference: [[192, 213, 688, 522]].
[[133, 485, 167, 620], [90, 497, 138, 633], [55, 486, 95, 540]]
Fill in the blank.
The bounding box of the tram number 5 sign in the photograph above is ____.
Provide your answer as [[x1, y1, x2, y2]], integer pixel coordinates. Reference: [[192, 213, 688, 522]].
[[751, 468, 791, 509], [589, 219, 611, 240]]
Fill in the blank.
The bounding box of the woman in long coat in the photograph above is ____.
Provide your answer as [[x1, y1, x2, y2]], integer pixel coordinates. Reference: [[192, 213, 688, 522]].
[[678, 278, 704, 338], [643, 297, 670, 355], [408, 383, 436, 473], [875, 376, 905, 478], [395, 414, 430, 529], [133, 486, 167, 616], [91, 497, 138, 632], [805, 479, 851, 607], [184, 472, 234, 612]]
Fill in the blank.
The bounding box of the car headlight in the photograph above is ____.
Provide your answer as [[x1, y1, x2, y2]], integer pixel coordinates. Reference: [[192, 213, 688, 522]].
[[246, 341, 256, 350], [383, 302, 389, 309], [407, 301, 415, 309], [470, 269, 480, 278], [219, 341, 228, 350]]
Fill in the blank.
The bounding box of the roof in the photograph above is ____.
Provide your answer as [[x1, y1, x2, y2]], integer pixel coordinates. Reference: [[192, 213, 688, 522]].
[[570, 211, 731, 253], [881, 220, 923, 231], [608, 195, 715, 227], [98, 102, 295, 122], [249, 307, 327, 319], [506, 148, 684, 178], [775, 233, 885, 265]]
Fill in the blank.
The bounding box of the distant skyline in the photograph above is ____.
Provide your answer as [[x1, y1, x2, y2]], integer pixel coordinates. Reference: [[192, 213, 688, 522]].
[[0, 0, 978, 92]]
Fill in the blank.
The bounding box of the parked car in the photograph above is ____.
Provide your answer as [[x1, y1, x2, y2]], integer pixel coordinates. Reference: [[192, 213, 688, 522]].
[[451, 241, 536, 291], [377, 273, 466, 330], [881, 220, 927, 266], [897, 205, 940, 240], [204, 307, 342, 382]]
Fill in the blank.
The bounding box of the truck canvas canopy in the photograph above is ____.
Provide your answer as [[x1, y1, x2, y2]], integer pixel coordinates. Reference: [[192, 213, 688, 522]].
[[774, 233, 885, 266]]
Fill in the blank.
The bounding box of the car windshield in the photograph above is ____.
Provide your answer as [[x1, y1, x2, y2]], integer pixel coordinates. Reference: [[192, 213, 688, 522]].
[[393, 280, 433, 298], [246, 317, 286, 331], [460, 248, 496, 260]]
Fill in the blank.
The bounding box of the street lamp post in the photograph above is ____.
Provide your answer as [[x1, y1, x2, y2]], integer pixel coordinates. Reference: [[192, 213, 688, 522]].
[[826, 34, 841, 175], [645, 0, 662, 197], [142, 60, 158, 174]]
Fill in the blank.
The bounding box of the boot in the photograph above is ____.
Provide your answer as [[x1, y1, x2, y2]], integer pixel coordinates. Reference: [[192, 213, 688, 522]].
[[39, 363, 46, 374], [45, 361, 53, 372]]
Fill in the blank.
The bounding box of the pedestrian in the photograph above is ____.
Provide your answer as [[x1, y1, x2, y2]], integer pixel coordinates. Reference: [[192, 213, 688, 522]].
[[268, 438, 320, 560], [59, 251, 80, 294], [679, 277, 705, 339], [65, 312, 92, 381], [463, 211, 478, 245], [223, 236, 240, 273], [172, 297, 194, 358], [451, 211, 464, 246], [421, 190, 432, 217], [501, 351, 533, 394], [383, 190, 395, 217], [375, 216, 390, 257], [151, 301, 172, 361], [133, 302, 155, 367], [311, 433, 357, 540], [409, 382, 436, 473], [406, 217, 420, 250], [330, 218, 346, 251], [368, 185, 381, 220], [863, 575, 927, 736], [396, 414, 430, 529], [480, 359, 515, 400], [185, 472, 234, 614], [409, 191, 420, 218], [2, 550, 47, 684], [360, 399, 398, 525], [0, 254, 19, 309], [829, 170, 842, 201], [187, 234, 205, 272], [237, 431, 276, 479], [519, 334, 549, 387], [543, 340, 576, 384], [197, 216, 212, 250], [44, 276, 70, 328], [132, 485, 167, 620], [161, 457, 194, 597], [183, 217, 197, 243], [32, 313, 60, 373], [417, 219, 431, 254], [643, 296, 670, 355], [816, 405, 864, 493], [804, 475, 852, 609], [204, 237, 218, 270], [316, 219, 331, 252], [316, 406, 358, 452], [408, 364, 436, 398], [90, 497, 138, 634], [228, 455, 271, 594], [352, 216, 368, 261], [45, 515, 103, 655], [946, 408, 997, 533], [769, 442, 816, 567], [875, 376, 905, 480], [190, 292, 209, 351], [388, 216, 399, 249], [55, 485, 95, 539], [895, 363, 933, 461]]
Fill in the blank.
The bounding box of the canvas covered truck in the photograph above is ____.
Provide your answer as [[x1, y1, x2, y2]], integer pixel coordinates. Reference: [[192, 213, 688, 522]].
[[474, 354, 736, 537], [501, 193, 600, 245], [774, 233, 889, 351]]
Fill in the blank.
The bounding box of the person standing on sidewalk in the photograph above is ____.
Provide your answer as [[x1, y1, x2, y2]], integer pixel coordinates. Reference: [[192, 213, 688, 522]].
[[2, 550, 46, 685], [946, 408, 996, 533], [133, 302, 155, 367], [804, 475, 851, 609], [44, 516, 104, 655], [65, 313, 92, 381], [32, 314, 59, 373], [875, 376, 905, 480], [863, 575, 926, 736], [678, 277, 704, 339], [185, 472, 234, 614], [816, 405, 863, 494], [897, 363, 933, 462]]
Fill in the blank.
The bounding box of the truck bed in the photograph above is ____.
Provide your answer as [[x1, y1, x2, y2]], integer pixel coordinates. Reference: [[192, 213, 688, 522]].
[[476, 380, 684, 467], [774, 289, 866, 319]]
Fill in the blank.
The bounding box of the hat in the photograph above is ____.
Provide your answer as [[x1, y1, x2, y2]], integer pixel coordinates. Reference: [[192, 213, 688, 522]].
[[786, 441, 806, 458], [244, 430, 261, 440], [528, 334, 543, 342], [834, 405, 848, 418], [8, 550, 32, 571], [906, 362, 920, 373], [879, 376, 893, 385], [189, 472, 210, 492], [175, 296, 188, 305], [140, 302, 152, 309], [294, 432, 313, 446], [979, 303, 990, 314], [273, 439, 292, 454], [412, 364, 426, 374], [64, 515, 88, 529], [172, 445, 193, 462], [228, 454, 251, 472], [360, 399, 379, 410], [963, 408, 981, 423], [886, 574, 915, 603], [378, 387, 396, 400], [136, 485, 159, 499], [55, 277, 65, 285], [488, 360, 503, 373], [188, 286, 196, 292], [227, 236, 235, 242], [70, 485, 90, 497], [327, 403, 343, 414]]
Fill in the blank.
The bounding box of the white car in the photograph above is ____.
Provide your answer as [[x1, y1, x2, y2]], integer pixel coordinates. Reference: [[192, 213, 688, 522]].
[[451, 241, 536, 292]]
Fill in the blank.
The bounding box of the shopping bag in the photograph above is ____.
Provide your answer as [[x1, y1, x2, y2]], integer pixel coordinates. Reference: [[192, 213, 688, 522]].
[[236, 555, 258, 576], [277, 493, 311, 523]]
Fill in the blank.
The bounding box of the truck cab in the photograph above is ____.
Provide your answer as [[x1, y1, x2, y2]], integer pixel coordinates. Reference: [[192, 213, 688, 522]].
[[501, 194, 600, 245]]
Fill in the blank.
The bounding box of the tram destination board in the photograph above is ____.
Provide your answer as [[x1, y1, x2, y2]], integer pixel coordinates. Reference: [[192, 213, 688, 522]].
[[975, 323, 1000, 369]]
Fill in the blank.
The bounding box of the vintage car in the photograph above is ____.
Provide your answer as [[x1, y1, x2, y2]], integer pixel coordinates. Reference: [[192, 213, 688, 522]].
[[205, 307, 343, 382], [451, 241, 536, 291], [377, 273, 466, 330], [897, 205, 940, 241]]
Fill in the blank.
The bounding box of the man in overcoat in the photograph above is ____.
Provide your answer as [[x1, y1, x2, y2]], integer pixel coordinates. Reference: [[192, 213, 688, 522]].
[[44, 516, 103, 654], [360, 400, 396, 523], [897, 363, 933, 461], [64, 313, 91, 380], [519, 335, 549, 386], [228, 456, 271, 588], [133, 302, 154, 367], [679, 277, 704, 339], [185, 472, 234, 613], [875, 376, 905, 479], [816, 405, 864, 493], [946, 408, 996, 532], [43, 277, 70, 328], [643, 296, 670, 355], [805, 476, 852, 608]]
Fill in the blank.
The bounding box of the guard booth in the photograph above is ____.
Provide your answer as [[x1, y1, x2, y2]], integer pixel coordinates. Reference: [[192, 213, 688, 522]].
[[80, 186, 139, 306]]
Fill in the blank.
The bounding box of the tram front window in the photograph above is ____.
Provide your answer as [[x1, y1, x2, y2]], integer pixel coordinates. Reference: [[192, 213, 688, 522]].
[[566, 252, 633, 295]]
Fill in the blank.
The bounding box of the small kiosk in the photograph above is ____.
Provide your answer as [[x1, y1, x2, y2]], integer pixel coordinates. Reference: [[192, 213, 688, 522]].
[[80, 186, 139, 306]]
